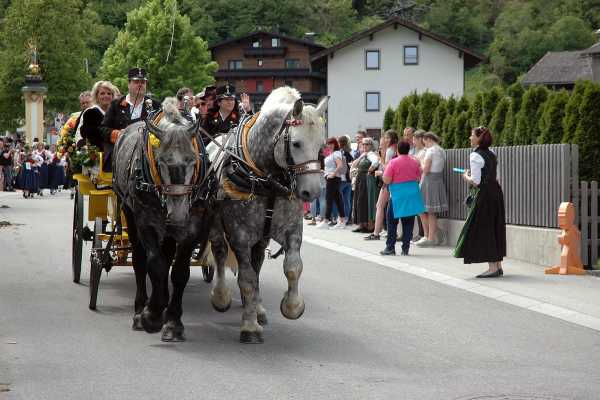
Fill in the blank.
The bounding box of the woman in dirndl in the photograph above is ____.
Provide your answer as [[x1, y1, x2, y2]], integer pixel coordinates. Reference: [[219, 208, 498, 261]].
[[351, 137, 379, 233], [33, 142, 48, 196], [454, 127, 506, 278]]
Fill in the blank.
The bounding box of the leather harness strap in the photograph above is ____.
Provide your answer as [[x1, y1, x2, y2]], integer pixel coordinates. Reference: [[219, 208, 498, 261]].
[[240, 112, 264, 177]]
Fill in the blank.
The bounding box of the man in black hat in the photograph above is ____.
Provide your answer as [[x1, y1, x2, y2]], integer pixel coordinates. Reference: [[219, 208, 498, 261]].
[[99, 67, 159, 171], [199, 83, 252, 143]]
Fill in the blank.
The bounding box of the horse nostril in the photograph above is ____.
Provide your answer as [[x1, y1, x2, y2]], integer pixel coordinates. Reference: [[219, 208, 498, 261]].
[[301, 190, 310, 199]]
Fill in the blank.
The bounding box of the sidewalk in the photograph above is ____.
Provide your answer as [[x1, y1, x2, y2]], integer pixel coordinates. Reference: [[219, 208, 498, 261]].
[[303, 221, 600, 331]]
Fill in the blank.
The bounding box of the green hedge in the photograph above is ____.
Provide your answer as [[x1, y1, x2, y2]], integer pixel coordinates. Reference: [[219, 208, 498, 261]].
[[383, 80, 600, 180]]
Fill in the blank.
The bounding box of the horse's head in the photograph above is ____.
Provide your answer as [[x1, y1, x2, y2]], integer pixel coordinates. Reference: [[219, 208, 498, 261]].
[[145, 98, 200, 228], [273, 96, 329, 201]]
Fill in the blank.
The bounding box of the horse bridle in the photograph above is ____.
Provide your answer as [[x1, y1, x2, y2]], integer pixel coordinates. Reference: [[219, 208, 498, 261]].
[[271, 109, 322, 179]]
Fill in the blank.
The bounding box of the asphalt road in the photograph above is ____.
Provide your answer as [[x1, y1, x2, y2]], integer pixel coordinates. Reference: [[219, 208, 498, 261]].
[[1, 191, 599, 400]]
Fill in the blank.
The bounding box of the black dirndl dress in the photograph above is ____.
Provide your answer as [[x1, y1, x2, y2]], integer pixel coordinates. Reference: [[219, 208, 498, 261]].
[[454, 148, 506, 264]]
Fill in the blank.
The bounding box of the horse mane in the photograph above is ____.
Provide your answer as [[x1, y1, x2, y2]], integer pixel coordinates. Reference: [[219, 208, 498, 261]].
[[257, 86, 322, 132], [154, 97, 193, 147]]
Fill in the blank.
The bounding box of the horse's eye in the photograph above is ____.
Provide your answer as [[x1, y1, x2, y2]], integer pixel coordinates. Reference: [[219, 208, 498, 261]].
[[292, 142, 301, 149]]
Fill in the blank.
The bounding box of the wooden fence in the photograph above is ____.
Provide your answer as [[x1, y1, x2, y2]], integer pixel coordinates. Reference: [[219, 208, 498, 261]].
[[578, 181, 599, 268], [443, 144, 578, 228], [443, 144, 598, 268]]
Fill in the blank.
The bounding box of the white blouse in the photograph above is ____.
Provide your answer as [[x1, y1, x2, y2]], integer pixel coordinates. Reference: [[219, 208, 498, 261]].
[[469, 152, 485, 185]]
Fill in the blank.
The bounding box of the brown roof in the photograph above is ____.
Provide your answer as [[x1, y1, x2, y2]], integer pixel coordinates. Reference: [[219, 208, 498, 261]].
[[209, 31, 325, 51], [522, 51, 593, 86], [310, 17, 486, 68]]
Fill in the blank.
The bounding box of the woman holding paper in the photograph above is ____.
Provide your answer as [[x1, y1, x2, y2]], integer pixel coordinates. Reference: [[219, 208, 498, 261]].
[[380, 140, 424, 256], [454, 127, 506, 278]]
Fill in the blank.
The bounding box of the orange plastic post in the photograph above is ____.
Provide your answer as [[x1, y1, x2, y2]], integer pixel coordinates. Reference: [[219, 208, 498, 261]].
[[545, 202, 586, 275]]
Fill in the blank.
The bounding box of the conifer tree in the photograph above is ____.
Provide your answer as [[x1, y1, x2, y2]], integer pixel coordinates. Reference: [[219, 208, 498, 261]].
[[514, 85, 548, 145], [573, 84, 600, 181], [562, 80, 591, 143], [405, 103, 419, 129], [469, 92, 484, 128], [394, 95, 413, 131], [383, 106, 395, 131], [454, 111, 471, 149], [482, 86, 503, 126], [489, 96, 510, 145], [538, 90, 569, 144], [503, 100, 516, 146], [417, 91, 441, 130], [430, 99, 447, 135], [442, 112, 455, 149]]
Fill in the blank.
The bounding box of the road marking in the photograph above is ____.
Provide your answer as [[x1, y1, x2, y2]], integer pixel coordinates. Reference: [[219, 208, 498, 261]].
[[304, 235, 600, 333]]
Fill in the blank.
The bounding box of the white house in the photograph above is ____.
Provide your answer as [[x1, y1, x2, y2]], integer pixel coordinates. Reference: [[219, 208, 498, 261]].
[[311, 17, 485, 138]]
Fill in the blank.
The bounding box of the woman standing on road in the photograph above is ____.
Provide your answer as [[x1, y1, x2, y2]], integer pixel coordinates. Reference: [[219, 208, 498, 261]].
[[365, 129, 398, 241], [416, 132, 448, 247], [454, 127, 506, 278], [317, 137, 347, 229], [351, 137, 379, 233]]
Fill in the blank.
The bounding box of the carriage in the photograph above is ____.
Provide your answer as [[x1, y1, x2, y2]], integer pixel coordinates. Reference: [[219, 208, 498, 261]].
[[70, 154, 214, 311]]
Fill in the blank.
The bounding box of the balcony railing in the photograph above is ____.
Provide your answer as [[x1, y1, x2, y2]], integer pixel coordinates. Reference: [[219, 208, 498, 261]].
[[243, 47, 287, 57], [215, 68, 326, 79]]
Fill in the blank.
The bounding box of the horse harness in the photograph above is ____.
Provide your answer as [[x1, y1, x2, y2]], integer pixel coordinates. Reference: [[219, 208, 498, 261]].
[[216, 109, 321, 244], [134, 112, 210, 207]]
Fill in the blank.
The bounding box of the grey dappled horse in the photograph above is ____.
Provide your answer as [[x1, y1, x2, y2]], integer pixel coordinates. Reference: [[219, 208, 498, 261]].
[[207, 87, 328, 343], [113, 98, 211, 342]]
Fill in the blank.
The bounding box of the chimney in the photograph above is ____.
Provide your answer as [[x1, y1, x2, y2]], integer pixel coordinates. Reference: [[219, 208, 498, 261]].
[[304, 32, 316, 43]]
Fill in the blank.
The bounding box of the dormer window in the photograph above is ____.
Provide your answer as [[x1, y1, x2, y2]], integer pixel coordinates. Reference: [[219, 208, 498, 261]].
[[272, 37, 281, 47]]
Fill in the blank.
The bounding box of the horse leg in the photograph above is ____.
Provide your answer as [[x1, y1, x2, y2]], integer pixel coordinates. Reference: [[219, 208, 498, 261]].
[[141, 233, 170, 334], [123, 206, 147, 331], [161, 242, 193, 342], [210, 232, 232, 312], [233, 246, 263, 344], [280, 237, 305, 320], [251, 239, 269, 326]]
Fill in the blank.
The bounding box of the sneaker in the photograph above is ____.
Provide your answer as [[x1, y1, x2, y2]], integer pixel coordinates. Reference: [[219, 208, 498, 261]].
[[330, 222, 346, 230], [304, 213, 313, 220], [411, 235, 423, 243], [328, 220, 336, 227], [415, 237, 428, 245], [380, 248, 396, 256], [416, 238, 435, 247], [316, 221, 330, 229], [308, 218, 317, 226], [364, 233, 380, 240]]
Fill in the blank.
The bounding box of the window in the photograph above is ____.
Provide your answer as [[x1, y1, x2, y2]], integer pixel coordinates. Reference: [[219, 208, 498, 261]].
[[256, 81, 264, 93], [365, 50, 380, 70], [228, 60, 243, 70], [257, 58, 263, 67], [284, 80, 293, 88], [272, 37, 281, 47], [285, 59, 300, 69], [252, 40, 261, 48], [365, 92, 380, 112], [404, 46, 418, 65]]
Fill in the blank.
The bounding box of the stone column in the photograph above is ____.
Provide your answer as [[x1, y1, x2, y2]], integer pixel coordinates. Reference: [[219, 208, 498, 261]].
[[21, 76, 47, 144]]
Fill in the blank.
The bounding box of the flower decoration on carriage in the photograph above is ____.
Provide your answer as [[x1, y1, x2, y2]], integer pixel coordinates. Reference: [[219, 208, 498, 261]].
[[149, 133, 160, 148]]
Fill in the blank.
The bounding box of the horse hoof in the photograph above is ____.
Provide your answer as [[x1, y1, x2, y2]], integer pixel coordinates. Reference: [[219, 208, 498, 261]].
[[239, 331, 264, 344], [211, 288, 232, 313], [280, 296, 305, 320], [132, 314, 144, 331], [257, 312, 268, 326], [141, 308, 163, 334], [161, 323, 185, 342], [211, 297, 231, 313]]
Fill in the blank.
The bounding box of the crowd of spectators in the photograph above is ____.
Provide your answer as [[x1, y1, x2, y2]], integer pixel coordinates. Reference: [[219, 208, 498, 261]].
[[0, 135, 68, 197], [305, 126, 449, 249]]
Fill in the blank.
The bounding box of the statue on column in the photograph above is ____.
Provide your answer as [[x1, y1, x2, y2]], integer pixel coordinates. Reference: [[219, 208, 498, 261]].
[[27, 41, 41, 77]]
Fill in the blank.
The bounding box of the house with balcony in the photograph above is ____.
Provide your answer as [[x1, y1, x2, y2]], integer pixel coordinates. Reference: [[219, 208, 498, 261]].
[[311, 17, 486, 139], [209, 31, 326, 109]]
